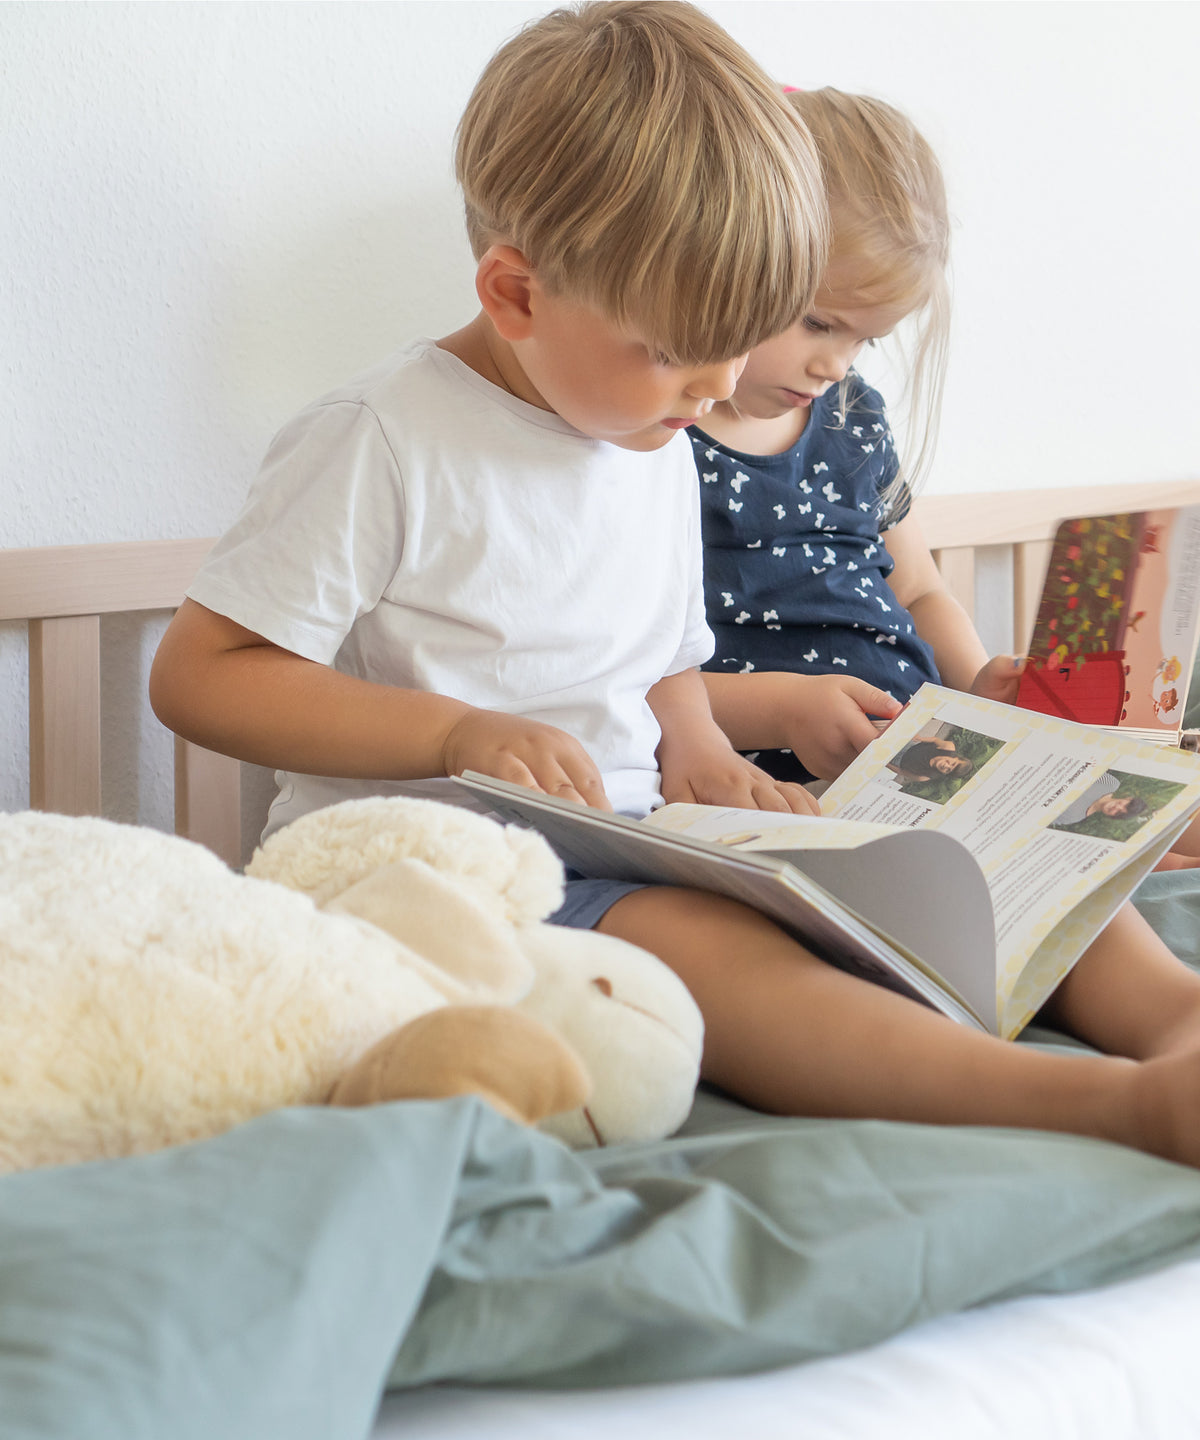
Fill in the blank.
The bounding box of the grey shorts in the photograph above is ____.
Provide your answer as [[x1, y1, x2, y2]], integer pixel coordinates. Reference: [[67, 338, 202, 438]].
[[547, 872, 648, 930]]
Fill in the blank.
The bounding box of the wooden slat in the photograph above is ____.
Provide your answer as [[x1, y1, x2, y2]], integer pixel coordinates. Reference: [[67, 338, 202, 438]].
[[1013, 539, 1053, 653], [932, 546, 976, 620], [917, 480, 1200, 552], [29, 615, 102, 815], [0, 538, 214, 621], [175, 737, 243, 869]]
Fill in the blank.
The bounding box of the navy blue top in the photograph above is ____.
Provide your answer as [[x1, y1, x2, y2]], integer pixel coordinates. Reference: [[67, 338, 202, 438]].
[[691, 374, 938, 781]]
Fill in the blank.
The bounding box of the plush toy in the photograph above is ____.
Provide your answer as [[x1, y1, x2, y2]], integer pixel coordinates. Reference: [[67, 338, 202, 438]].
[[0, 797, 703, 1172]]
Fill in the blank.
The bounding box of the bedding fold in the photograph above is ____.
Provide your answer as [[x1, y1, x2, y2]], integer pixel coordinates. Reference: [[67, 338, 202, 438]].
[[5, 876, 1200, 1435]]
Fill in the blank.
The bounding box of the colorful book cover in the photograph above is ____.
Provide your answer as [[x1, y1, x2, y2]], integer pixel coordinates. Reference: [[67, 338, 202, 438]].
[[1016, 507, 1200, 737]]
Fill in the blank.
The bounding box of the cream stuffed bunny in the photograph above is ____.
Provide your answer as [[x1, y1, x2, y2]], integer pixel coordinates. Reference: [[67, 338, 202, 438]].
[[0, 797, 702, 1172], [247, 796, 705, 1148]]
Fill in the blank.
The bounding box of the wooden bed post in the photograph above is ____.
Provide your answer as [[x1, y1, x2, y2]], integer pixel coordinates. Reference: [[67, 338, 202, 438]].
[[174, 737, 243, 868], [28, 615, 103, 815]]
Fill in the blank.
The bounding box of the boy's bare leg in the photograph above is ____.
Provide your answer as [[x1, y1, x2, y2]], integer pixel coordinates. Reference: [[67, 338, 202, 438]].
[[597, 889, 1200, 1167]]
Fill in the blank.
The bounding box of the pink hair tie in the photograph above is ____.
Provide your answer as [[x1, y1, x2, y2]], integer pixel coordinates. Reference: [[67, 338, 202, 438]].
[[783, 85, 802, 93]]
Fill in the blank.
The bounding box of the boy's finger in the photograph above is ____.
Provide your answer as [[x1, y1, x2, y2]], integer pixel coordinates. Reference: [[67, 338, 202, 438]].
[[543, 761, 613, 812], [496, 758, 546, 794], [746, 779, 792, 813], [777, 781, 821, 815], [747, 775, 819, 815], [576, 775, 614, 812]]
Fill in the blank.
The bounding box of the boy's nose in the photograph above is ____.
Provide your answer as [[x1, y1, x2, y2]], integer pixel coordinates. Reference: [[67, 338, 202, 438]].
[[687, 355, 746, 403]]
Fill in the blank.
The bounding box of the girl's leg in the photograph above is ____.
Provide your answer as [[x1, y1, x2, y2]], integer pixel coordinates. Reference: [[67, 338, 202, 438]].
[[1040, 901, 1200, 1059], [1159, 811, 1200, 861], [597, 887, 1200, 1166]]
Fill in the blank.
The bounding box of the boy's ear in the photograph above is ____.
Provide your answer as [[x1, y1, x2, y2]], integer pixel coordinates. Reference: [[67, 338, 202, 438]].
[[475, 245, 536, 342]]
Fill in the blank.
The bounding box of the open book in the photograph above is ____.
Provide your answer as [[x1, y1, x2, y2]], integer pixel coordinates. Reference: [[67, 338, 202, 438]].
[[456, 685, 1200, 1038], [1016, 505, 1200, 745]]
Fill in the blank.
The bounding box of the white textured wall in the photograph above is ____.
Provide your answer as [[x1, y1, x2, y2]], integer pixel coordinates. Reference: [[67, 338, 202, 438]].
[[3, 1, 1198, 831]]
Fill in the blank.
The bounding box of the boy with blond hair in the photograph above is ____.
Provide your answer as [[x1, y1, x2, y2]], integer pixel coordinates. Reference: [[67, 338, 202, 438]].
[[154, 1, 1200, 1170]]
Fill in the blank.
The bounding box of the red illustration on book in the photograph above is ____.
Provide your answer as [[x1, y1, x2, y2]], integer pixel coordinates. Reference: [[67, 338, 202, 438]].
[[1016, 508, 1200, 733], [1019, 652, 1129, 726]]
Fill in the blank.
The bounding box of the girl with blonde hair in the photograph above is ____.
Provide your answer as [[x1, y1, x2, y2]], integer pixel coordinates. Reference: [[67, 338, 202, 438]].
[[694, 88, 1020, 782]]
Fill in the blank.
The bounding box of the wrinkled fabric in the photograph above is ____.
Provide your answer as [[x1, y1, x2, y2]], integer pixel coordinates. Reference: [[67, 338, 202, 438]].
[[5, 876, 1200, 1437]]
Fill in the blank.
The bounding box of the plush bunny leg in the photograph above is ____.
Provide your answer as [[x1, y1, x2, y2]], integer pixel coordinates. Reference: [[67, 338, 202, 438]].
[[328, 1005, 591, 1126]]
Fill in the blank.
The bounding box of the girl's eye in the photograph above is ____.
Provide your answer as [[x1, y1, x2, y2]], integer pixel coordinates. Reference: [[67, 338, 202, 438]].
[[802, 316, 830, 334]]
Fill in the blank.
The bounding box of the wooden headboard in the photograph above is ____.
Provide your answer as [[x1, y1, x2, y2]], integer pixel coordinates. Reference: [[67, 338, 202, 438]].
[[0, 539, 241, 864], [3, 478, 1198, 866]]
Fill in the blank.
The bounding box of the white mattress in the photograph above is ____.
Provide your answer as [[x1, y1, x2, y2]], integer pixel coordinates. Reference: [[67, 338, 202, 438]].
[[373, 1255, 1200, 1439]]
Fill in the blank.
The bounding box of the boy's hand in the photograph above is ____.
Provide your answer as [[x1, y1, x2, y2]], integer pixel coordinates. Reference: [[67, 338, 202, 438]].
[[769, 673, 901, 779], [969, 655, 1026, 705], [441, 708, 612, 811], [660, 739, 820, 815]]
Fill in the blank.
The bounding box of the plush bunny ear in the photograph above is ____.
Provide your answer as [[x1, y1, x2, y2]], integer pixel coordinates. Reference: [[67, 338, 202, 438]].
[[325, 857, 535, 1005], [328, 1005, 591, 1125], [247, 796, 565, 925]]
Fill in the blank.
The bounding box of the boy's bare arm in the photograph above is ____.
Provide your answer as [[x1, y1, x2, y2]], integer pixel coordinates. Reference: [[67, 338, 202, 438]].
[[649, 668, 818, 814], [150, 600, 611, 807]]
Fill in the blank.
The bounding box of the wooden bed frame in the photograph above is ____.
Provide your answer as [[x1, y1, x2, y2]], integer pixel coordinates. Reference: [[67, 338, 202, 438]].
[[3, 479, 1198, 869]]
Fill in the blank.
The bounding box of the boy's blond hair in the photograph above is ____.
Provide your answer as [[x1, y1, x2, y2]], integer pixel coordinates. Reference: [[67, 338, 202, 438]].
[[789, 88, 950, 497], [456, 1, 826, 366]]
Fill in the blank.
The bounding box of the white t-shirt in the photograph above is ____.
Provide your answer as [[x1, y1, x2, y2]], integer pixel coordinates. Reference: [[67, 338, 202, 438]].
[[188, 339, 714, 834]]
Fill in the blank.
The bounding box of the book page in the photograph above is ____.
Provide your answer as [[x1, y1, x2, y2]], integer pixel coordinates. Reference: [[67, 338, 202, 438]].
[[642, 804, 896, 851], [644, 804, 999, 1022], [454, 770, 992, 1030], [821, 684, 1200, 1020]]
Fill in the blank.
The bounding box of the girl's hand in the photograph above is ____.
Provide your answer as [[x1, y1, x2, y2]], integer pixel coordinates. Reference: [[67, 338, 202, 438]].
[[771, 673, 901, 779], [969, 655, 1026, 705], [441, 708, 613, 811], [703, 671, 899, 779]]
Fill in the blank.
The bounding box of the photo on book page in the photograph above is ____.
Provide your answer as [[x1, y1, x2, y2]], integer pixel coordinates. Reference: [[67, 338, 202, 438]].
[[1015, 506, 1200, 742], [1046, 768, 1187, 842], [883, 724, 1006, 804]]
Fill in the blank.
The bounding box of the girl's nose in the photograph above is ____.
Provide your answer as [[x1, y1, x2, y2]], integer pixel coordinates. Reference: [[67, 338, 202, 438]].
[[812, 345, 851, 385]]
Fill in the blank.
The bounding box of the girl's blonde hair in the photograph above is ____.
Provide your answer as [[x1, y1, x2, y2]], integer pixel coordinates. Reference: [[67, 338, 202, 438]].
[[456, 1, 828, 366], [789, 88, 950, 500]]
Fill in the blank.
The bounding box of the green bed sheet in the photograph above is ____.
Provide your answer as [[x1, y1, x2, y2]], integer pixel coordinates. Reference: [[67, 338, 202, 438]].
[[4, 874, 1200, 1438]]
